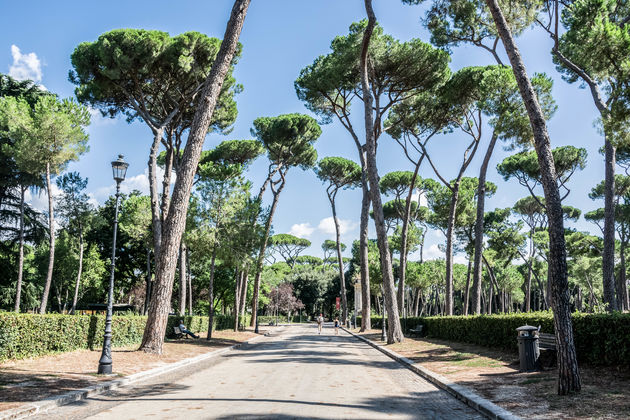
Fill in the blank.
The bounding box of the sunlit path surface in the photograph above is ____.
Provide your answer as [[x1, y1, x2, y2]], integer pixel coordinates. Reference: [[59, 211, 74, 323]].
[[39, 324, 484, 419]]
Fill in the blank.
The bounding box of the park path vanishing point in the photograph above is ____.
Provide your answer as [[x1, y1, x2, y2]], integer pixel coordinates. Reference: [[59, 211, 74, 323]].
[[35, 324, 485, 419]]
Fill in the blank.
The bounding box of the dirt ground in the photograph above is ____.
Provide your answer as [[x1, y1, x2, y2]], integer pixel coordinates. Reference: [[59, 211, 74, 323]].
[[0, 329, 262, 413], [357, 329, 630, 420]]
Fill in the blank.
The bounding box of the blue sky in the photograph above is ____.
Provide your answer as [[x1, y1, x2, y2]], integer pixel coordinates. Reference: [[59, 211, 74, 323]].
[[0, 1, 604, 261]]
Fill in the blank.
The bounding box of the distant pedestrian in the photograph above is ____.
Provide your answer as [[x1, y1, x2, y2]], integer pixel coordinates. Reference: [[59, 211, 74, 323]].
[[334, 317, 339, 335], [179, 320, 199, 339], [317, 313, 324, 334]]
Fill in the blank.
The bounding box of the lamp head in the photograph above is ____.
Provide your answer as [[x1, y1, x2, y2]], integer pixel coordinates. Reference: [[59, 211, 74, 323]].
[[111, 154, 129, 183]]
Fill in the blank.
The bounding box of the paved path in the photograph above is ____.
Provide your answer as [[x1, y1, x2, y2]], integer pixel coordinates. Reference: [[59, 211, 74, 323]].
[[38, 324, 484, 419]]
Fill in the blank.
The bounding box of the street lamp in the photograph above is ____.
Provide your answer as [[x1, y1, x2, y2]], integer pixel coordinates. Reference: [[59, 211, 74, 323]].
[[98, 155, 128, 374]]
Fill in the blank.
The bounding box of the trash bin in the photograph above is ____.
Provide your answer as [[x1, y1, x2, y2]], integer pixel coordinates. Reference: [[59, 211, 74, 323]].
[[516, 325, 540, 372]]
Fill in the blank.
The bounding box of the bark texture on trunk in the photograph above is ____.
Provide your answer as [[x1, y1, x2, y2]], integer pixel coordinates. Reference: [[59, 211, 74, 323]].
[[360, 0, 403, 343], [331, 198, 348, 324], [463, 258, 472, 315], [472, 133, 498, 314], [603, 139, 618, 311], [140, 0, 251, 354], [70, 228, 84, 314], [485, 0, 581, 394], [39, 163, 55, 314], [207, 247, 217, 339], [234, 268, 241, 332], [14, 185, 26, 312], [359, 169, 372, 331], [179, 242, 187, 315], [144, 248, 151, 315], [148, 129, 164, 261]]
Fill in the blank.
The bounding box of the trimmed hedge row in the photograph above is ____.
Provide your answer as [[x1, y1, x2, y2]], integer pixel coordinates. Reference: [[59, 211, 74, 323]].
[[0, 313, 247, 362], [256, 315, 305, 324], [357, 312, 630, 366]]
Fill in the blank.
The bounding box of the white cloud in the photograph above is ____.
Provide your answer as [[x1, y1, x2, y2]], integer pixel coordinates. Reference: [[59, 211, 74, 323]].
[[87, 107, 117, 127], [25, 183, 61, 214], [9, 45, 42, 82], [411, 189, 427, 207], [288, 222, 315, 238], [424, 244, 444, 260], [317, 216, 358, 236], [91, 166, 174, 204]]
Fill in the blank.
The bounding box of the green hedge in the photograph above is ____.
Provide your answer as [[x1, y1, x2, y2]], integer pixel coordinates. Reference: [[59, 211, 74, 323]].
[[0, 313, 248, 362], [356, 312, 630, 366], [256, 315, 304, 324]]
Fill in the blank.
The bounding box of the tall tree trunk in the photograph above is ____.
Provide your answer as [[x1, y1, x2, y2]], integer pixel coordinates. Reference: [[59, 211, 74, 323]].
[[603, 139, 618, 311], [178, 242, 187, 315], [240, 268, 248, 320], [207, 247, 217, 339], [148, 129, 164, 261], [463, 258, 472, 315], [160, 145, 174, 223], [331, 199, 348, 324], [140, 0, 251, 354], [444, 182, 461, 316], [472, 132, 498, 314], [144, 248, 151, 315], [485, 0, 581, 394], [39, 163, 55, 314], [187, 247, 192, 315], [14, 185, 26, 312], [250, 178, 286, 327], [70, 226, 84, 314], [359, 174, 372, 331], [360, 0, 403, 344], [398, 159, 422, 314], [233, 268, 241, 332], [618, 239, 628, 311]]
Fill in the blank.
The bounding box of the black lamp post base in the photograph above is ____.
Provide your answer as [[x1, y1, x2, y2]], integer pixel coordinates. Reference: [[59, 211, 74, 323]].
[[97, 363, 112, 375]]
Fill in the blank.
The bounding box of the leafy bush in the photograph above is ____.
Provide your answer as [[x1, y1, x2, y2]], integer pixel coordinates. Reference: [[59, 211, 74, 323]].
[[356, 311, 630, 366], [0, 312, 250, 362]]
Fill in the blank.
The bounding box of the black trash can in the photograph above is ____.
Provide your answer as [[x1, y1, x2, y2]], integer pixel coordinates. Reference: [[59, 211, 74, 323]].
[[516, 325, 540, 372]]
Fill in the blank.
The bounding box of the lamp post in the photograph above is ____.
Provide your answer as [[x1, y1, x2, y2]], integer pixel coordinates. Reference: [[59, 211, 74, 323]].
[[98, 155, 128, 375]]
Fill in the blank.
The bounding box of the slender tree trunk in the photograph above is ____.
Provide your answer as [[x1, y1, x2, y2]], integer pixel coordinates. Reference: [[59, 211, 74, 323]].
[[140, 0, 251, 354], [70, 227, 84, 314], [160, 146, 174, 223], [359, 174, 372, 331], [618, 239, 628, 311], [240, 268, 248, 321], [39, 163, 55, 314], [331, 199, 348, 324], [472, 133, 498, 314], [603, 139, 618, 311], [187, 247, 192, 315], [144, 248, 151, 315], [398, 159, 422, 314], [485, 0, 581, 394], [251, 179, 286, 327], [463, 258, 472, 315], [444, 182, 461, 316], [178, 242, 186, 315], [207, 247, 217, 339], [233, 268, 241, 332], [360, 0, 402, 343], [14, 185, 26, 312], [413, 289, 421, 316], [148, 129, 164, 261]]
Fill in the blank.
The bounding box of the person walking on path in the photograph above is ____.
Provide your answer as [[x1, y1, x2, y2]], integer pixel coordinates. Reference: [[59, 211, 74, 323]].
[[179, 320, 200, 339], [334, 317, 339, 335], [317, 313, 324, 334]]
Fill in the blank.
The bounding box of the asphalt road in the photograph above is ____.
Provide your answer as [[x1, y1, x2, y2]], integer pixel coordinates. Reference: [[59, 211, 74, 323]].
[[36, 324, 485, 419]]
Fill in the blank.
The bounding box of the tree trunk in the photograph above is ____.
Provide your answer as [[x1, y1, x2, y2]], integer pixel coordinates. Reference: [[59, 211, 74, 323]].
[[485, 0, 581, 394], [359, 174, 372, 331], [444, 182, 461, 316], [472, 132, 498, 314], [14, 185, 26, 312], [250, 177, 286, 327], [331, 199, 348, 324], [187, 247, 192, 315], [240, 268, 248, 322], [603, 139, 618, 311], [360, 0, 403, 344], [140, 0, 251, 354], [160, 145, 174, 223], [39, 163, 55, 314], [207, 247, 217, 339], [148, 128, 164, 261], [144, 248, 152, 315], [463, 258, 472, 315], [178, 242, 187, 315], [618, 239, 629, 311], [398, 159, 422, 314], [70, 226, 84, 314], [233, 268, 240, 332]]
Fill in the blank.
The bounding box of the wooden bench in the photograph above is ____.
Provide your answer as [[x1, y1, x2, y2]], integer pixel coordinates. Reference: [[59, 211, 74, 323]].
[[408, 324, 423, 337], [173, 326, 186, 339], [538, 332, 556, 350]]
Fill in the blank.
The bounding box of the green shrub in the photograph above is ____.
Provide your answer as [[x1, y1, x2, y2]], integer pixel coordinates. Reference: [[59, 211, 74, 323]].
[[0, 312, 250, 362], [356, 312, 630, 366]]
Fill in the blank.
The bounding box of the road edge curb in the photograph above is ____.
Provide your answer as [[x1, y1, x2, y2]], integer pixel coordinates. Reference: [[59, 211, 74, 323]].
[[342, 328, 521, 420], [0, 330, 274, 420]]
